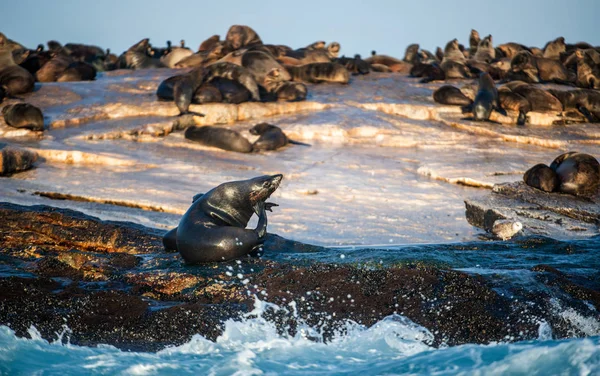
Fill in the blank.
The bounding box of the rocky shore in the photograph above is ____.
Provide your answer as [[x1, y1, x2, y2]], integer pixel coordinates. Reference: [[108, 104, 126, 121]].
[[1, 202, 598, 351]]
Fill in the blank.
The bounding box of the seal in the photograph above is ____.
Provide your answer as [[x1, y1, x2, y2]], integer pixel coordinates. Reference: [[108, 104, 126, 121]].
[[500, 81, 563, 113], [185, 125, 253, 153], [335, 55, 370, 75], [574, 49, 600, 89], [198, 35, 220, 52], [212, 77, 251, 104], [508, 51, 574, 85], [284, 62, 350, 84], [543, 37, 566, 60], [122, 38, 165, 69], [549, 152, 600, 198], [260, 69, 307, 101], [472, 35, 495, 63], [35, 50, 72, 82], [2, 103, 44, 131], [469, 29, 480, 57], [523, 163, 560, 192], [225, 25, 263, 51], [241, 50, 292, 84], [0, 33, 35, 95], [174, 174, 282, 263], [172, 67, 208, 116], [249, 123, 310, 151], [548, 88, 600, 123], [440, 39, 471, 79], [56, 61, 97, 82], [160, 47, 194, 68], [462, 72, 504, 121], [433, 85, 473, 106], [206, 62, 260, 100]]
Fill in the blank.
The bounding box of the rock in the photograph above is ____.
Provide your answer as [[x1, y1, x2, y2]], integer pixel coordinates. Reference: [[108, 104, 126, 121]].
[[465, 181, 600, 239], [0, 144, 37, 176], [0, 202, 598, 350]]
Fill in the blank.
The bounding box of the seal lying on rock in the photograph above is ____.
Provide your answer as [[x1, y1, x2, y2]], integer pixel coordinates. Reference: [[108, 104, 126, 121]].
[[249, 123, 310, 151], [0, 33, 35, 95], [169, 174, 283, 263], [523, 163, 560, 193], [549, 152, 600, 198], [185, 125, 253, 153], [284, 62, 350, 84], [2, 103, 44, 131]]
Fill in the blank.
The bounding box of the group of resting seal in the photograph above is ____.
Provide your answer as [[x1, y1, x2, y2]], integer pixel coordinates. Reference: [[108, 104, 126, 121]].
[[523, 152, 599, 198]]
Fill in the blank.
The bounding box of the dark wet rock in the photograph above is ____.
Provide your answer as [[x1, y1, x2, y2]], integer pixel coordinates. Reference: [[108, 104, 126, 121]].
[[465, 181, 599, 239], [0, 143, 37, 176], [0, 202, 599, 351]]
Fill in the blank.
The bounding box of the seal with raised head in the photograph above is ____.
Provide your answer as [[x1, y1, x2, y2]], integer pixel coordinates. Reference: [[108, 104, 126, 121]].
[[469, 29, 480, 56], [523, 163, 560, 192], [250, 123, 310, 151], [2, 103, 44, 131], [463, 72, 504, 121], [225, 25, 263, 51], [185, 125, 253, 153], [0, 33, 35, 95], [549, 152, 600, 198], [440, 39, 471, 79], [174, 174, 282, 263], [122, 38, 165, 69]]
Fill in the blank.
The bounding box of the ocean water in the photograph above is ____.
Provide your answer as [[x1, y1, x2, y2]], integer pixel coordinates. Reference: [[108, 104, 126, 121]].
[[1, 288, 600, 376], [2, 236, 600, 375], [1, 310, 599, 376]]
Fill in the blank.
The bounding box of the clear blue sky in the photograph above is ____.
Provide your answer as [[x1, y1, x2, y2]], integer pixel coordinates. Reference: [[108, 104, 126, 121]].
[[1, 0, 598, 57]]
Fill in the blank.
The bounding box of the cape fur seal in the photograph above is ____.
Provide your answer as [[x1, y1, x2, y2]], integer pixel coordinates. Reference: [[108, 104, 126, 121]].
[[173, 174, 282, 263], [463, 72, 504, 121], [285, 62, 350, 84], [433, 85, 473, 106], [549, 152, 600, 198], [2, 103, 44, 131], [523, 164, 560, 192], [0, 33, 35, 95], [122, 38, 165, 69], [225, 25, 263, 51], [185, 125, 253, 153], [249, 123, 310, 151]]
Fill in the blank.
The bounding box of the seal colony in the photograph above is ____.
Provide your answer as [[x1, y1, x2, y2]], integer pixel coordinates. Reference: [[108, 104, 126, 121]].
[[0, 24, 599, 264]]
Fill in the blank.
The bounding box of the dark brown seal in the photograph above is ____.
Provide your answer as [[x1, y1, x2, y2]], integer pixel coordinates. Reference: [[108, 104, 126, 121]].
[[523, 164, 559, 193], [172, 174, 282, 263], [549, 152, 600, 198], [433, 85, 473, 106], [0, 33, 35, 95], [2, 103, 44, 131], [185, 125, 253, 153], [285, 62, 350, 84]]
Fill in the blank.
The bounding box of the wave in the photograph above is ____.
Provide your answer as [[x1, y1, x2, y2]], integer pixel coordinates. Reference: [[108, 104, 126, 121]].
[[1, 297, 599, 375]]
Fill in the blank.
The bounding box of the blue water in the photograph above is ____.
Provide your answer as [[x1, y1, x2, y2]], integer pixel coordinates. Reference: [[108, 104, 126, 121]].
[[2, 236, 599, 375], [1, 320, 599, 375], [1, 297, 599, 376]]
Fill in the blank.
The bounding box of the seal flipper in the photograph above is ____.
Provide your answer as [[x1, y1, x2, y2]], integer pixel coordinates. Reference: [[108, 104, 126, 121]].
[[461, 104, 474, 114], [163, 227, 178, 251], [516, 110, 528, 126], [577, 106, 599, 123], [253, 201, 268, 239], [288, 139, 311, 147]]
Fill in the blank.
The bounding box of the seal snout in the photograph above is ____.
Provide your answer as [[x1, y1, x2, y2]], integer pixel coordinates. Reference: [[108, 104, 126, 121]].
[[269, 174, 283, 188]]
